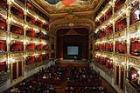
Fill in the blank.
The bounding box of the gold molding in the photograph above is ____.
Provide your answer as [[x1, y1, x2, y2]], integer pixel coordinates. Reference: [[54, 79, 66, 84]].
[[49, 15, 95, 34]]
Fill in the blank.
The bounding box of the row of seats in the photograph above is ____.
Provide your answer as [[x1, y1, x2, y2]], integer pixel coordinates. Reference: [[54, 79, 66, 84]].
[[5, 63, 104, 93], [65, 86, 104, 93]]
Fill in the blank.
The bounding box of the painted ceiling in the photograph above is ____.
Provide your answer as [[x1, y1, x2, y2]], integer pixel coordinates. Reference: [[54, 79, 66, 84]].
[[33, 0, 101, 14], [45, 0, 87, 6]]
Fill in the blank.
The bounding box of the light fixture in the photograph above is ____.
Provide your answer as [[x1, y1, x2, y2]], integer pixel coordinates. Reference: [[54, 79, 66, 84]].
[[131, 73, 137, 80], [135, 9, 140, 20], [68, 23, 74, 27], [42, 74, 47, 79], [138, 70, 140, 75]]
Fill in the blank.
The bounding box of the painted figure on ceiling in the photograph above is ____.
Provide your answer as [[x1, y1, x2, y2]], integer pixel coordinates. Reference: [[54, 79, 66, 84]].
[[46, 0, 88, 7]]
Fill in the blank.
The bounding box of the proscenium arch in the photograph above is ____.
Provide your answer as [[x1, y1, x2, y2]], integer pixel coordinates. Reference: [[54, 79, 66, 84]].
[[49, 18, 95, 34]]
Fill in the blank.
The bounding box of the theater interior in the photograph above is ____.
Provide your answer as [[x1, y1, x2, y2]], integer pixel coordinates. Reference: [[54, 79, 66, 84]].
[[0, 0, 140, 93]]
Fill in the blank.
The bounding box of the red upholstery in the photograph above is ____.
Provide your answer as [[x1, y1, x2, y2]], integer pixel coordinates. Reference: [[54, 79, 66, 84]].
[[35, 20, 43, 27], [104, 8, 112, 21], [115, 41, 127, 54], [36, 31, 43, 39], [36, 55, 42, 63], [115, 18, 127, 32], [98, 30, 106, 38], [11, 6, 24, 19], [11, 25, 24, 35], [26, 56, 35, 65], [43, 24, 49, 30], [105, 26, 113, 36], [43, 44, 48, 50], [94, 56, 113, 70], [26, 1, 33, 9], [130, 38, 140, 56], [105, 42, 113, 52], [0, 40, 6, 52], [26, 15, 35, 24], [0, 18, 7, 31], [36, 44, 43, 50], [26, 29, 35, 38], [26, 43, 35, 51], [10, 41, 23, 52], [114, 0, 126, 12]]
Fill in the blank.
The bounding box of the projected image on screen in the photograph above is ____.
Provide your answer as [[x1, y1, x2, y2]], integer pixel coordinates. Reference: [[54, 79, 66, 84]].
[[67, 46, 79, 55]]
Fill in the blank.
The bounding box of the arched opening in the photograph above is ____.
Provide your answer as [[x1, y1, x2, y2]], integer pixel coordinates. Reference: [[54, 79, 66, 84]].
[[56, 28, 89, 60]]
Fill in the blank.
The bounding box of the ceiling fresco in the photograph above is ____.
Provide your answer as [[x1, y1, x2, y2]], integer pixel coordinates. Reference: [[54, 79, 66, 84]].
[[33, 0, 101, 13], [45, 0, 88, 7]]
